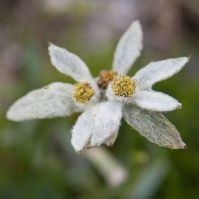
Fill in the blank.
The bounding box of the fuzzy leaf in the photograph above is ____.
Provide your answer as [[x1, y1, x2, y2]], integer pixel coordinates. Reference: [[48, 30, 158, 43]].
[[123, 105, 186, 149]]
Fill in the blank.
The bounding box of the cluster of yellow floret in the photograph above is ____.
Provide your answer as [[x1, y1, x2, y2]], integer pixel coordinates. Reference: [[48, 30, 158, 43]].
[[111, 75, 136, 97], [73, 82, 95, 104], [73, 70, 136, 104]]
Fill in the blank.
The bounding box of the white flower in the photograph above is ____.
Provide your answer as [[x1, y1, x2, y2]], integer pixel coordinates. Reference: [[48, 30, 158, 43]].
[[72, 21, 189, 151], [7, 21, 189, 152]]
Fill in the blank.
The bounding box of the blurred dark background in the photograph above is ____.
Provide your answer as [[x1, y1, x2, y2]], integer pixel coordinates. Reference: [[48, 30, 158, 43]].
[[0, 0, 199, 198]]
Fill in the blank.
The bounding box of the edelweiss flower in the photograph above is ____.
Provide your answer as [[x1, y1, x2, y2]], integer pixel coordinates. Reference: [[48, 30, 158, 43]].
[[7, 20, 189, 152], [71, 21, 189, 151]]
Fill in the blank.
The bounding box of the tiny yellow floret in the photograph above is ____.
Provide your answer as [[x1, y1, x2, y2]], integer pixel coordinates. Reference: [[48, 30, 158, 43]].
[[112, 75, 136, 97], [73, 82, 95, 103], [97, 70, 118, 89]]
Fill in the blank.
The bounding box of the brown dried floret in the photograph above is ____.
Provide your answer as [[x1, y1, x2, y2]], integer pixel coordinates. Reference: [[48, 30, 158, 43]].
[[97, 70, 118, 89]]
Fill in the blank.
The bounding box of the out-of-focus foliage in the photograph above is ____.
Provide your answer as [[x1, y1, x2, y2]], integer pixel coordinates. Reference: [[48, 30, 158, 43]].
[[0, 0, 199, 198]]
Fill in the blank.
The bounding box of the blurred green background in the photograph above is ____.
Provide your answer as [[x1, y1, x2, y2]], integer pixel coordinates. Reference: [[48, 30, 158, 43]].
[[0, 0, 199, 198]]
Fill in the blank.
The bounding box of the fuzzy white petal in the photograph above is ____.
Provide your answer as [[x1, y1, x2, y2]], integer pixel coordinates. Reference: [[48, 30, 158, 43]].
[[49, 44, 94, 82], [123, 105, 186, 149], [71, 101, 122, 152], [71, 112, 93, 152], [113, 21, 143, 75], [134, 57, 189, 89], [132, 90, 181, 112], [6, 82, 79, 121]]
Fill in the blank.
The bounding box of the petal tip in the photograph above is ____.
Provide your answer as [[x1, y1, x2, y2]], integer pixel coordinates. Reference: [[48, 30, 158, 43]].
[[179, 56, 190, 66], [177, 103, 182, 110], [48, 43, 62, 58], [178, 142, 187, 150], [132, 20, 141, 27], [48, 43, 57, 53], [181, 140, 187, 149], [188, 55, 192, 60], [71, 134, 87, 153], [71, 139, 82, 153], [171, 141, 187, 150], [48, 41, 53, 47], [6, 107, 16, 121], [5, 109, 12, 120], [131, 20, 142, 36]]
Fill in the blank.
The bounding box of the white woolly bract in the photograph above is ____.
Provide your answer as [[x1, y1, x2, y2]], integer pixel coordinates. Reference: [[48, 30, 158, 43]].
[[132, 90, 181, 112], [48, 44, 94, 83], [134, 57, 189, 90], [71, 101, 122, 152], [6, 82, 79, 121], [113, 21, 143, 75]]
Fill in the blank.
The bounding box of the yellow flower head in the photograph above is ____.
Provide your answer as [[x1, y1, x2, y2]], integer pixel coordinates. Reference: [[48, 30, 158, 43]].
[[112, 75, 136, 97], [73, 82, 95, 103]]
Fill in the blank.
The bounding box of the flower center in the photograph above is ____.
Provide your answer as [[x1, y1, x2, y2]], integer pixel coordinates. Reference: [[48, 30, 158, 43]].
[[73, 82, 95, 103], [112, 75, 136, 97], [97, 70, 118, 89]]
